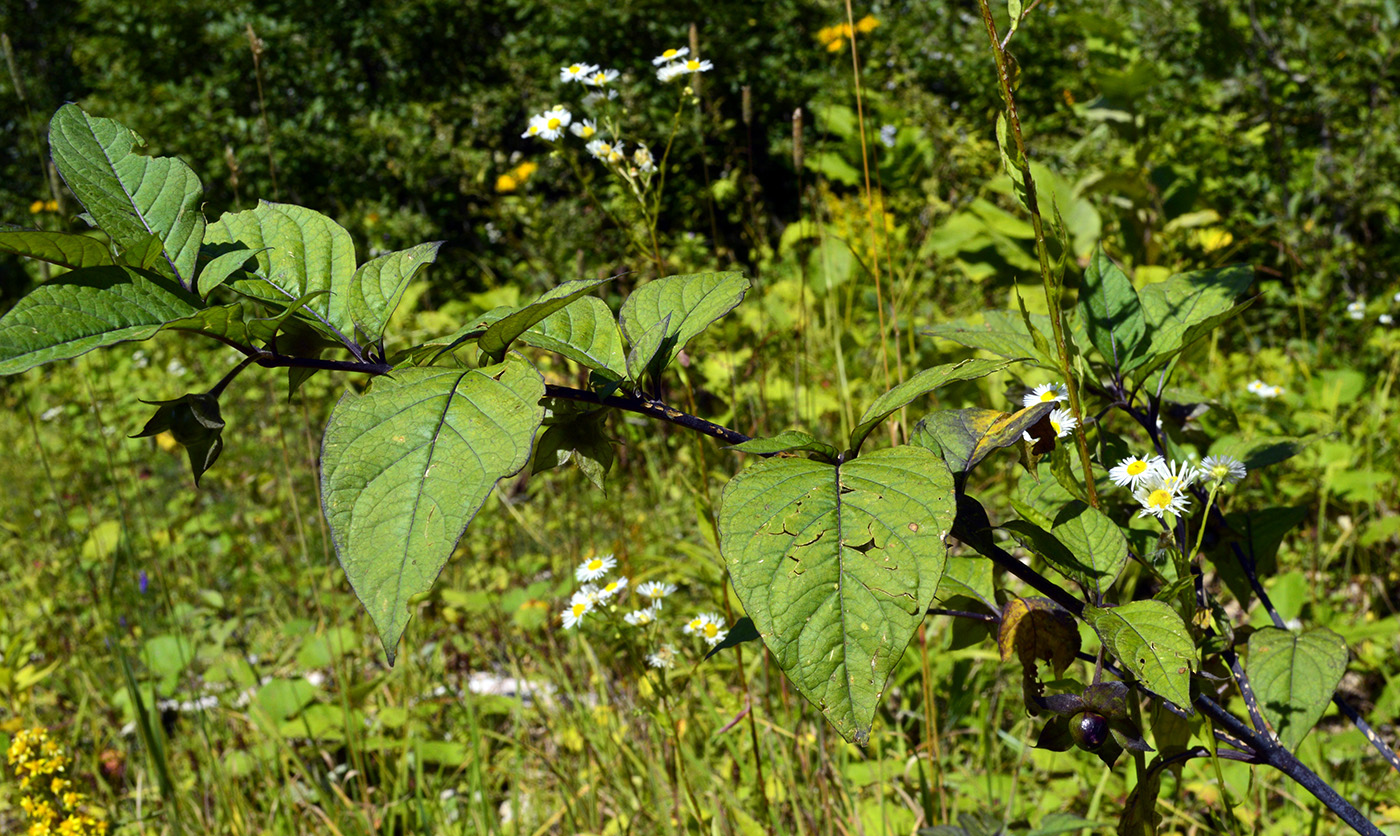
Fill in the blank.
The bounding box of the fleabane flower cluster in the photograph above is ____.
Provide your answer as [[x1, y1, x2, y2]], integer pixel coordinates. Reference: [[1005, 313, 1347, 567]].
[[654, 47, 713, 82], [1022, 382, 1069, 408], [1246, 379, 1284, 398], [1115, 454, 1247, 520], [6, 728, 109, 835], [683, 612, 729, 648]]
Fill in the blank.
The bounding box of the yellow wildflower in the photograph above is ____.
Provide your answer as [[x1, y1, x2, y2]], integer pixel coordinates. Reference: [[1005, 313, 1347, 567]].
[[45, 200, 59, 212], [495, 173, 519, 193], [855, 15, 879, 33], [29, 199, 46, 214]]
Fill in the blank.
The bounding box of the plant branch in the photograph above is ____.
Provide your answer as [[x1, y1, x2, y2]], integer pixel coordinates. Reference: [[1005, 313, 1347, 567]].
[[542, 384, 751, 447]]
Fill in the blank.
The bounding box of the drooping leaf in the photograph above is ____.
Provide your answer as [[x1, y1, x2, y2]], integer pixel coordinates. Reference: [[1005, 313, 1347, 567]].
[[0, 265, 200, 375], [912, 402, 1055, 474], [1087, 601, 1196, 712], [999, 596, 1080, 678], [48, 104, 204, 283], [321, 358, 546, 660], [703, 616, 761, 659], [132, 392, 226, 484], [1246, 627, 1348, 749], [1051, 501, 1128, 594], [512, 296, 626, 377], [347, 241, 443, 344], [479, 276, 613, 363], [197, 246, 269, 298], [849, 358, 1019, 452], [719, 445, 956, 744], [618, 271, 749, 375], [1077, 248, 1144, 366], [0, 229, 114, 270], [531, 411, 614, 491], [725, 430, 839, 461], [205, 201, 359, 340]]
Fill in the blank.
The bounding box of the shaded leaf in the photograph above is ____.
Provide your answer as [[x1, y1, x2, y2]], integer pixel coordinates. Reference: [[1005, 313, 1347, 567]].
[[49, 104, 204, 283], [348, 242, 443, 343], [704, 616, 761, 659], [850, 358, 1019, 452], [1078, 248, 1144, 365], [719, 446, 955, 744], [0, 265, 199, 375], [1246, 627, 1348, 749], [998, 596, 1079, 677], [0, 229, 114, 270], [626, 313, 671, 384], [912, 402, 1055, 474], [321, 359, 546, 661], [197, 247, 269, 298], [725, 429, 839, 461]]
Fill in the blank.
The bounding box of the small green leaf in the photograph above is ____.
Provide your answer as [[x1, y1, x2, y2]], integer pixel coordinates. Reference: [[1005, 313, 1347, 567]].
[[934, 555, 995, 612], [513, 296, 626, 378], [618, 271, 749, 374], [0, 229, 114, 270], [850, 358, 1019, 452], [205, 201, 359, 340], [1086, 601, 1196, 712], [132, 392, 226, 485], [703, 616, 761, 659], [348, 241, 443, 343], [725, 430, 839, 461], [480, 276, 613, 363], [1078, 248, 1144, 366], [719, 445, 956, 744], [163, 303, 254, 345], [1126, 265, 1253, 376], [198, 246, 270, 298], [117, 232, 165, 271], [923, 310, 1059, 370], [48, 104, 204, 283], [0, 265, 199, 375], [321, 358, 545, 661], [1246, 627, 1348, 749], [911, 402, 1055, 474], [531, 412, 614, 491]]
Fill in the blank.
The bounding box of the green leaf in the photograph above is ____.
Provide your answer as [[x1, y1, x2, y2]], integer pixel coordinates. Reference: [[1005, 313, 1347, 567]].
[[198, 246, 270, 298], [1077, 248, 1144, 366], [1126, 265, 1253, 376], [0, 265, 199, 375], [923, 310, 1059, 370], [531, 412, 614, 491], [1086, 601, 1196, 712], [850, 358, 1019, 452], [117, 232, 165, 271], [719, 445, 956, 744], [479, 276, 612, 363], [911, 403, 1055, 474], [0, 229, 114, 270], [934, 555, 995, 612], [163, 302, 254, 345], [348, 242, 444, 343], [625, 313, 671, 384], [321, 359, 545, 661], [513, 296, 626, 378], [725, 430, 839, 461], [1210, 434, 1319, 471], [1051, 501, 1128, 594], [618, 271, 749, 375], [1246, 627, 1348, 749], [48, 104, 204, 283], [205, 201, 359, 340]]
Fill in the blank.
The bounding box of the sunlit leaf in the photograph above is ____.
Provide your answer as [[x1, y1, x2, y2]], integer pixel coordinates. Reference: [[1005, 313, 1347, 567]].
[[347, 242, 443, 343], [1246, 627, 1348, 749], [1087, 601, 1196, 712], [0, 229, 114, 270], [850, 358, 1018, 452], [618, 271, 748, 375]]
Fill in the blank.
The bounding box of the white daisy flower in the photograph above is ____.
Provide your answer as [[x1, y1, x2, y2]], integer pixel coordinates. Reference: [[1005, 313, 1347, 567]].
[[575, 553, 616, 582], [521, 117, 544, 139], [1109, 454, 1166, 489], [636, 581, 676, 599], [1150, 458, 1198, 493], [572, 585, 602, 606], [632, 144, 656, 173], [1346, 300, 1366, 320], [624, 604, 661, 627], [652, 47, 689, 66], [1380, 313, 1394, 325], [1198, 455, 1247, 486], [685, 612, 728, 647], [1133, 477, 1192, 519], [1246, 379, 1263, 394], [561, 597, 593, 629], [582, 89, 619, 105], [656, 63, 687, 82], [533, 107, 572, 141], [677, 57, 713, 75], [1022, 382, 1069, 408], [647, 644, 677, 669], [585, 138, 618, 161], [583, 68, 620, 87], [559, 62, 598, 83], [570, 119, 597, 139], [605, 141, 626, 165], [1048, 407, 1077, 438], [596, 576, 629, 601]]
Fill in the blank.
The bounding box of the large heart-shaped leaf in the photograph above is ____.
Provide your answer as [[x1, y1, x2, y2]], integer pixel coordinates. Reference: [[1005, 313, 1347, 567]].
[[346, 242, 443, 343], [1246, 627, 1348, 749], [49, 104, 204, 284], [849, 358, 1019, 452], [205, 202, 359, 341], [1087, 601, 1196, 712], [618, 271, 748, 375], [0, 265, 199, 375], [0, 229, 114, 271], [321, 358, 545, 660], [719, 445, 956, 744]]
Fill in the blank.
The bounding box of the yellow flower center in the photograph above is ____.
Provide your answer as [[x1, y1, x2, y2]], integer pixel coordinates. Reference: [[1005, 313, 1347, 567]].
[[1050, 420, 1063, 435], [587, 559, 602, 571], [579, 125, 594, 137], [662, 49, 679, 59], [703, 624, 719, 638], [571, 603, 586, 617], [1148, 489, 1172, 509], [568, 64, 582, 73], [547, 117, 562, 130], [1039, 391, 1057, 402], [1127, 460, 1147, 476], [685, 59, 700, 70]]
